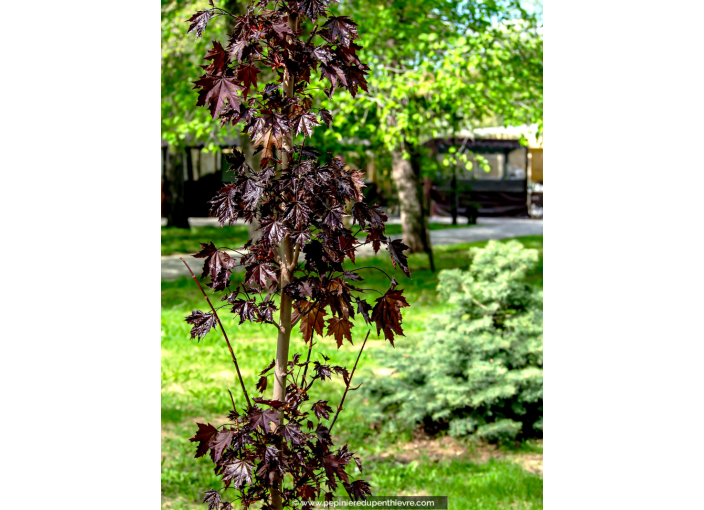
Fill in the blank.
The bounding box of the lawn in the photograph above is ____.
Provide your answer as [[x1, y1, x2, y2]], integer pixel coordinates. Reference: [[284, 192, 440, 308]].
[[161, 235, 543, 509], [161, 221, 476, 257]]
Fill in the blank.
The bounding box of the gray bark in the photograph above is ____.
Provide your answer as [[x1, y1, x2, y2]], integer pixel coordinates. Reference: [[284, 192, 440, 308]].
[[391, 147, 424, 253], [390, 144, 435, 270]]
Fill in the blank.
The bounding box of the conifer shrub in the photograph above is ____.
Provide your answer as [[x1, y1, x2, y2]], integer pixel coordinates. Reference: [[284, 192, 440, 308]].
[[368, 240, 543, 441]]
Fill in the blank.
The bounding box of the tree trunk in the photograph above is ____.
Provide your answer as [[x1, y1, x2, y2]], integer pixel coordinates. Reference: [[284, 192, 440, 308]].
[[391, 147, 423, 252], [391, 144, 435, 271], [271, 13, 298, 510], [165, 147, 190, 229]]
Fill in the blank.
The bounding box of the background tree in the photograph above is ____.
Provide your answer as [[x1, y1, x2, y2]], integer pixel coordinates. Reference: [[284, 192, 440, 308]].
[[315, 0, 543, 259]]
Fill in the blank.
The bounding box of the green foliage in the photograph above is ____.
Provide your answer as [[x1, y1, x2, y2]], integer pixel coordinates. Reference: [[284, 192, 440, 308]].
[[324, 0, 543, 152], [161, 0, 239, 148], [368, 240, 543, 440]]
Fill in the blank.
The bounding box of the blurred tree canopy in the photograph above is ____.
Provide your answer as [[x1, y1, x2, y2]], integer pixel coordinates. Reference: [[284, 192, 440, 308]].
[[161, 0, 542, 243], [319, 0, 543, 255]]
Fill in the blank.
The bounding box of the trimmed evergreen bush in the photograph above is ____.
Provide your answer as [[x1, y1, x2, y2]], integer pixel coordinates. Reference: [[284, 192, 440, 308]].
[[368, 240, 543, 440]]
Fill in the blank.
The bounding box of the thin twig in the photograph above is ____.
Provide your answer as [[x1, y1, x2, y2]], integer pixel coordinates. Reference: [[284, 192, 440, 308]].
[[329, 329, 371, 433], [355, 288, 383, 296], [472, 297, 490, 311], [181, 258, 252, 408], [300, 340, 316, 387], [347, 266, 394, 281], [227, 389, 237, 412]]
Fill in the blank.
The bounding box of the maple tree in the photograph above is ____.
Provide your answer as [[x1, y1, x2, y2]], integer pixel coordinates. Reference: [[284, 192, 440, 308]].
[[179, 1, 410, 508]]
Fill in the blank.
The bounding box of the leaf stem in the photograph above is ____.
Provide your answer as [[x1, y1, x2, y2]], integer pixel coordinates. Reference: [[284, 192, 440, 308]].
[[347, 266, 393, 281]]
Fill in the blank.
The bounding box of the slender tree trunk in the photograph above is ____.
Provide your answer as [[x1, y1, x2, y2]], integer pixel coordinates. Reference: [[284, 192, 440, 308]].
[[410, 150, 435, 272], [271, 14, 298, 510], [391, 146, 423, 252], [391, 144, 434, 270], [165, 147, 190, 229]]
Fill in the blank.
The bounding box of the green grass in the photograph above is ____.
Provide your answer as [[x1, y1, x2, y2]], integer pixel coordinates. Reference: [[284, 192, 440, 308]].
[[161, 236, 543, 509], [368, 458, 542, 509], [161, 222, 475, 257]]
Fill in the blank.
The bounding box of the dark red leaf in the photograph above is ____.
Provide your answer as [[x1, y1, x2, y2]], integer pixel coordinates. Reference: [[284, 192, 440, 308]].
[[259, 218, 288, 245], [230, 299, 260, 324], [277, 421, 306, 445], [222, 458, 253, 488], [260, 359, 276, 376], [365, 228, 387, 254], [229, 39, 248, 61], [248, 407, 280, 434], [203, 41, 229, 75], [185, 310, 217, 341], [298, 303, 327, 342], [322, 205, 345, 229], [355, 298, 372, 325], [203, 489, 221, 510], [319, 108, 333, 127], [237, 64, 260, 95], [313, 361, 333, 380], [333, 365, 350, 385], [291, 111, 320, 137], [322, 452, 350, 490], [208, 183, 240, 226], [258, 300, 277, 322], [210, 428, 234, 463], [186, 10, 213, 39], [311, 400, 333, 420], [371, 284, 409, 346], [245, 262, 278, 288], [271, 20, 294, 39], [256, 376, 268, 394], [321, 16, 359, 47], [325, 316, 354, 348], [190, 422, 218, 458], [297, 0, 329, 21], [297, 483, 318, 501], [388, 239, 411, 277], [344, 480, 372, 501], [316, 423, 333, 446], [193, 241, 237, 288], [284, 201, 311, 227], [312, 45, 334, 64], [344, 65, 369, 97]]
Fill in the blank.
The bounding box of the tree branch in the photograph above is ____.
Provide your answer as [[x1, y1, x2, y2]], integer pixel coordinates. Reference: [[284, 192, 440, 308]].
[[329, 330, 371, 433], [181, 258, 252, 408]]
